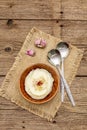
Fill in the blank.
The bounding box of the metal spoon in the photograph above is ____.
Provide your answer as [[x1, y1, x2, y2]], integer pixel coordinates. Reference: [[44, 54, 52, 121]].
[[56, 42, 70, 102], [47, 49, 75, 106]]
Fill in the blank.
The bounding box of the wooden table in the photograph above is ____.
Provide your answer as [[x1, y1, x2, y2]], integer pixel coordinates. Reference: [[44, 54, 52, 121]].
[[0, 0, 87, 129]]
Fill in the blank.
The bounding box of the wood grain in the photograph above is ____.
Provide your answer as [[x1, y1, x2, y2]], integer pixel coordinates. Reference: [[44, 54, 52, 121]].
[[0, 20, 61, 42], [61, 20, 87, 45], [0, 0, 87, 20], [0, 77, 87, 130], [61, 0, 87, 20], [0, 109, 86, 130], [0, 20, 86, 46], [0, 0, 61, 19], [0, 0, 87, 129]]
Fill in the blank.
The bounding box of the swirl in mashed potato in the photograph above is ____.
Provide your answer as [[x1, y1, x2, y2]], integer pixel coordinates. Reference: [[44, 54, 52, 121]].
[[25, 68, 54, 99]]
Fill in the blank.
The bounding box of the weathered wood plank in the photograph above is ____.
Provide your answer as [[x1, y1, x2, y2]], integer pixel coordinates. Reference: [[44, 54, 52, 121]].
[[61, 20, 87, 76], [0, 0, 87, 20], [0, 77, 87, 130], [61, 0, 87, 20], [0, 109, 86, 130], [0, 0, 61, 19], [61, 20, 87, 45], [0, 20, 87, 45], [0, 20, 86, 45]]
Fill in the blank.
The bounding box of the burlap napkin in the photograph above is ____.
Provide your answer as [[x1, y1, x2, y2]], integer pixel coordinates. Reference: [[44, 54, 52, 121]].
[[0, 27, 84, 121]]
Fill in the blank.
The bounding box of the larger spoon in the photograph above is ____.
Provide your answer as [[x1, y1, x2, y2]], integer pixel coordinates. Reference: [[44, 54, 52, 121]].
[[56, 42, 70, 102], [47, 49, 75, 106]]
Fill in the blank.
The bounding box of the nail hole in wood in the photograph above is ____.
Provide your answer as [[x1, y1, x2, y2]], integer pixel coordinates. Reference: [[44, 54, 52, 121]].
[[7, 19, 13, 26], [60, 25, 64, 27], [5, 47, 11, 52], [60, 11, 63, 14], [22, 126, 25, 129], [56, 20, 59, 23], [52, 120, 56, 124], [8, 2, 14, 8], [22, 121, 25, 123], [9, 5, 12, 8]]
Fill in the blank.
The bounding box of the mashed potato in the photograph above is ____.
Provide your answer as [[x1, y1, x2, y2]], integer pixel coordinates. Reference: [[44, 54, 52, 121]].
[[25, 68, 54, 99]]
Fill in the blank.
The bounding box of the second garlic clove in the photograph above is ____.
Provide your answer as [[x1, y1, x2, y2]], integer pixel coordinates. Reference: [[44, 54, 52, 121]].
[[35, 39, 46, 48], [26, 49, 35, 56]]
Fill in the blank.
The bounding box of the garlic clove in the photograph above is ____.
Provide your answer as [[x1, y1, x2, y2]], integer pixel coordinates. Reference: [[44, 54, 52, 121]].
[[41, 40, 46, 47], [26, 49, 35, 56], [35, 39, 46, 48], [35, 39, 41, 45]]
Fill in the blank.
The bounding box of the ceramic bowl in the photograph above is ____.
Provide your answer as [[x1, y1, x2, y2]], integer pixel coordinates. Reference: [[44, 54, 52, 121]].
[[20, 63, 60, 104]]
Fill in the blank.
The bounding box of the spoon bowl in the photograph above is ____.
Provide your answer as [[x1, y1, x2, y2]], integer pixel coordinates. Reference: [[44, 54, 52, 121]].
[[56, 42, 70, 58], [47, 49, 61, 66]]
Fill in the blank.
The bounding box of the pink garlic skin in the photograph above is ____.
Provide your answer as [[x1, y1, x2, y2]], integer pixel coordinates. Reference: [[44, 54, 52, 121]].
[[35, 39, 41, 45], [26, 49, 35, 56], [35, 39, 46, 48]]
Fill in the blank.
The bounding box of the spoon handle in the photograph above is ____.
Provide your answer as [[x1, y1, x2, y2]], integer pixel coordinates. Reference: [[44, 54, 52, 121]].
[[56, 65, 75, 106], [61, 59, 65, 102], [61, 78, 64, 102]]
